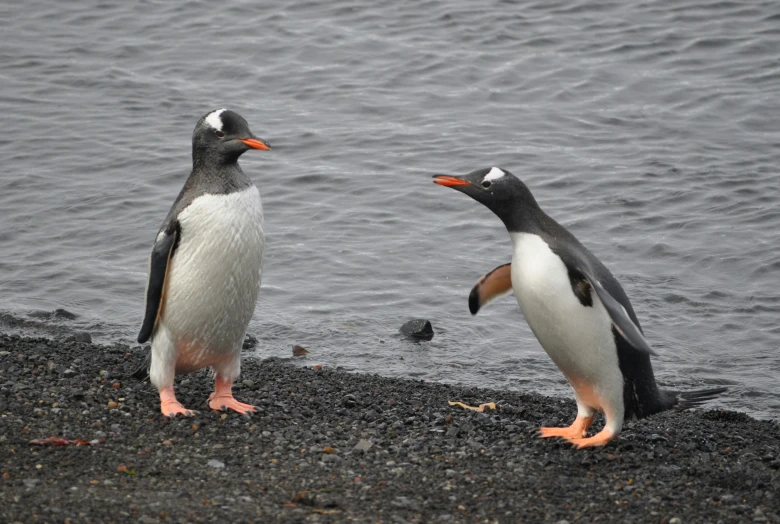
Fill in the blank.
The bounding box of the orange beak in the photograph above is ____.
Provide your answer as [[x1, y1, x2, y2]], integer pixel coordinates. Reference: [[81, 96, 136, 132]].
[[432, 175, 472, 187], [238, 138, 271, 150]]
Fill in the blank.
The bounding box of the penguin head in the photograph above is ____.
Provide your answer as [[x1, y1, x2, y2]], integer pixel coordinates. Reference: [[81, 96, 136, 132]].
[[192, 109, 271, 165], [433, 167, 539, 231]]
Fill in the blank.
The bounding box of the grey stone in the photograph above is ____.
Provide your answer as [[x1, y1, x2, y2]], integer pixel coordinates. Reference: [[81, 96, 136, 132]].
[[399, 319, 434, 341], [353, 439, 372, 452]]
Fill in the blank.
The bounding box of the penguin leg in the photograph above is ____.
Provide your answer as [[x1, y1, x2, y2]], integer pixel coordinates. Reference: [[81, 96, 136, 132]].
[[208, 355, 257, 415], [539, 395, 594, 439], [566, 391, 624, 449], [150, 325, 195, 417]]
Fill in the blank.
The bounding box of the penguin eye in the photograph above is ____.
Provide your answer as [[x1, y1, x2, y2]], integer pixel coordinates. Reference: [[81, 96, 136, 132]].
[[481, 180, 492, 189], [215, 130, 225, 138]]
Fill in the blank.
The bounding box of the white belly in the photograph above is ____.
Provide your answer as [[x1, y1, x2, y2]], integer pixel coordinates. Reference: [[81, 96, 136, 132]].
[[509, 233, 622, 407], [160, 186, 264, 365]]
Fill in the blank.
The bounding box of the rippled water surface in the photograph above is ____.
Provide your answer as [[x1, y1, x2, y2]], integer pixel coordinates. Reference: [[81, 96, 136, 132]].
[[2, 0, 779, 418]]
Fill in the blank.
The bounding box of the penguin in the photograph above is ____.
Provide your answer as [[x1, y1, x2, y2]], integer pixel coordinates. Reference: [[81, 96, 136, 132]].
[[137, 108, 271, 417], [433, 167, 726, 448]]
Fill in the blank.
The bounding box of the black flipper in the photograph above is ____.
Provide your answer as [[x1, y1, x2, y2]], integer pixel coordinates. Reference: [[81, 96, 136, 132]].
[[577, 266, 656, 356], [137, 222, 179, 344]]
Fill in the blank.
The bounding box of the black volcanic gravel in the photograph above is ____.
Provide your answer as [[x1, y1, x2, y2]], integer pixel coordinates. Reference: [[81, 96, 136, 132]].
[[1, 333, 779, 523]]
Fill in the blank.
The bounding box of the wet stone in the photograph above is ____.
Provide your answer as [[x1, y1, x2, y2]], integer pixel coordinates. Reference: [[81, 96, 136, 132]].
[[51, 308, 78, 320], [342, 394, 358, 408], [292, 345, 309, 357], [399, 319, 434, 341], [70, 332, 92, 344], [242, 334, 257, 350]]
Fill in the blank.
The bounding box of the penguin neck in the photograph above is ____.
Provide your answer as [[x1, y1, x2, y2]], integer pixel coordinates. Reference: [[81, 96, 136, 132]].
[[189, 157, 252, 194], [505, 202, 577, 254], [493, 187, 547, 236], [192, 146, 244, 170]]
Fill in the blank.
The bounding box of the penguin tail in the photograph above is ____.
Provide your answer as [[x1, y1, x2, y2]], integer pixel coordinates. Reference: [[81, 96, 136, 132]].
[[130, 351, 152, 381], [669, 386, 728, 410]]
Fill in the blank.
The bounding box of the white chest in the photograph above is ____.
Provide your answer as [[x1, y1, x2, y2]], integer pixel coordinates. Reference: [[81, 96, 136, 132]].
[[509, 232, 618, 382], [162, 186, 265, 352]]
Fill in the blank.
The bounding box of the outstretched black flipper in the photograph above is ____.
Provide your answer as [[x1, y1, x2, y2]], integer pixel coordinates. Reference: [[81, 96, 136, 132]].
[[137, 222, 180, 344]]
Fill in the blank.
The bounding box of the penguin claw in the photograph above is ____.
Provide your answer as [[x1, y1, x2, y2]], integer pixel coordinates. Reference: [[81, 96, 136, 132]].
[[161, 403, 195, 418], [167, 409, 195, 418], [208, 395, 257, 415]]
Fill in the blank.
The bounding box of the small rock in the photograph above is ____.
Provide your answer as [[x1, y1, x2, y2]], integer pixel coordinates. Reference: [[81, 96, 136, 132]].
[[292, 345, 309, 357], [63, 369, 76, 377], [392, 496, 421, 511], [23, 479, 41, 488], [242, 334, 258, 350], [669, 518, 681, 524], [353, 439, 373, 452], [242, 380, 255, 388], [207, 459, 225, 469], [73, 332, 92, 344], [52, 308, 77, 320], [399, 319, 434, 341], [646, 433, 669, 443], [342, 394, 358, 408]]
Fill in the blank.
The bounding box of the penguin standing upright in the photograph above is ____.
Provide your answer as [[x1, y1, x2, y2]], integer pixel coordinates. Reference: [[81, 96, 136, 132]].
[[137, 109, 271, 417], [434, 167, 726, 448]]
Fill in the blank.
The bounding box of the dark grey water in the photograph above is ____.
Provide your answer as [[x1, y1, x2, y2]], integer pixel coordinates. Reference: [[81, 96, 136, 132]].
[[2, 0, 779, 419]]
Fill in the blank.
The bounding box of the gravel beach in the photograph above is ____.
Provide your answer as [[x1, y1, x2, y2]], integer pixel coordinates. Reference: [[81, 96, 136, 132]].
[[1, 333, 778, 523]]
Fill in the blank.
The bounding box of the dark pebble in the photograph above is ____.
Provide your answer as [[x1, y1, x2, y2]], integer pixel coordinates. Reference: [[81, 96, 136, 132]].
[[242, 333, 257, 350], [27, 308, 78, 320], [342, 394, 358, 408], [292, 344, 309, 357], [51, 308, 78, 320], [399, 319, 434, 341], [72, 332, 92, 343]]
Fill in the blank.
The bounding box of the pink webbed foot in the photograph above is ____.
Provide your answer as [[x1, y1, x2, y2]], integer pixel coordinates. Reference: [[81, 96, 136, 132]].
[[565, 428, 617, 449], [208, 392, 257, 414], [538, 415, 593, 439], [208, 376, 256, 414], [160, 388, 195, 417]]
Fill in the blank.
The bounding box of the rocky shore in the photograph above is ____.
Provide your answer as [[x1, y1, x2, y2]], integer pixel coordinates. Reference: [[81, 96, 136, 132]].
[[1, 333, 778, 523]]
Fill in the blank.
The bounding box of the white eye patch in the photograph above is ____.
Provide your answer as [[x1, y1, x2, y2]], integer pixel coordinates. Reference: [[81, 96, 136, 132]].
[[204, 108, 227, 131], [484, 167, 506, 182]]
